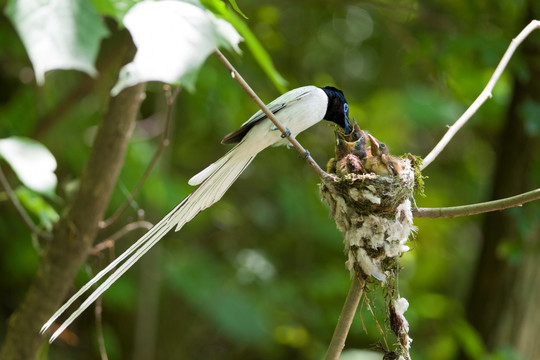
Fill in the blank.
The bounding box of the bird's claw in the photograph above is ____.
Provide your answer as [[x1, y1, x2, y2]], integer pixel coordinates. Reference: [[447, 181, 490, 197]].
[[281, 128, 291, 138]]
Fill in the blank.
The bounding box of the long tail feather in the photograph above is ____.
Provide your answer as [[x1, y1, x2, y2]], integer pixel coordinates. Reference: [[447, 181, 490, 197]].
[[40, 208, 177, 335], [43, 145, 255, 342]]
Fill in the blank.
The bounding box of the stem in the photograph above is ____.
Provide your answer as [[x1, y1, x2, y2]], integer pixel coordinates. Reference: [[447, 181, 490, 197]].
[[213, 49, 329, 179], [325, 276, 365, 360], [421, 20, 540, 170], [95, 296, 109, 360], [413, 188, 540, 218]]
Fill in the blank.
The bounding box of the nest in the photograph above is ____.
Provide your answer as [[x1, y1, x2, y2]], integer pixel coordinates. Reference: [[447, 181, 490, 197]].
[[320, 126, 418, 359], [319, 128, 417, 282]]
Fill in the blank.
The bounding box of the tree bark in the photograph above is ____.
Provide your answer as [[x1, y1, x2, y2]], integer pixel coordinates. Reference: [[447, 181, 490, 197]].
[[0, 83, 145, 360], [465, 3, 540, 358]]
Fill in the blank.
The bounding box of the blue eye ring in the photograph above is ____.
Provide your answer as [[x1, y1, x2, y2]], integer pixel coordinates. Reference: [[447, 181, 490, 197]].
[[343, 103, 349, 114]]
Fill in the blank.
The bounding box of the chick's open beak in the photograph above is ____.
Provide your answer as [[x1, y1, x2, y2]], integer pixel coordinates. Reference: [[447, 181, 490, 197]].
[[367, 134, 380, 156]]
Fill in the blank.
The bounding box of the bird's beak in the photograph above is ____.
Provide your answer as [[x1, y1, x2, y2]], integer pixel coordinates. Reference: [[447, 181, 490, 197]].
[[351, 118, 362, 141], [367, 134, 380, 156], [344, 114, 351, 134]]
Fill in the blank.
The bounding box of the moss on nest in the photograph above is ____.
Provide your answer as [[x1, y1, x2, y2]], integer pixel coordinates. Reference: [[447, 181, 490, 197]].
[[320, 159, 415, 217], [321, 156, 416, 220]]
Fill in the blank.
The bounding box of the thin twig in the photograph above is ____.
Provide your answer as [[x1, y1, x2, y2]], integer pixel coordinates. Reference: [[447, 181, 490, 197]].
[[413, 187, 540, 218], [214, 49, 331, 180], [93, 237, 118, 360], [91, 220, 154, 255], [100, 86, 180, 229], [421, 20, 540, 170], [0, 165, 52, 240], [325, 276, 365, 360], [94, 296, 109, 360]]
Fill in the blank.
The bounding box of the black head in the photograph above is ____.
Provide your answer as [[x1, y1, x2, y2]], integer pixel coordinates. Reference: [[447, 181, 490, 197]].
[[321, 86, 350, 133]]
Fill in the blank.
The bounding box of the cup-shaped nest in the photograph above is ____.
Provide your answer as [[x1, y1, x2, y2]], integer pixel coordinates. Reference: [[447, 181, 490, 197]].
[[320, 127, 417, 281]]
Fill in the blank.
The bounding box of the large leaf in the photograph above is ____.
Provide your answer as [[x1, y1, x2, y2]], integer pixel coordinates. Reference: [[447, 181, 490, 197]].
[[110, 0, 243, 95], [202, 0, 288, 92], [0, 137, 57, 195], [5, 0, 110, 84]]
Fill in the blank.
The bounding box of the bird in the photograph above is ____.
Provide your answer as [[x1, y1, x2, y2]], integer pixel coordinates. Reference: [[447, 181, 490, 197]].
[[364, 134, 402, 176], [334, 131, 365, 176], [350, 128, 368, 160], [41, 85, 351, 342]]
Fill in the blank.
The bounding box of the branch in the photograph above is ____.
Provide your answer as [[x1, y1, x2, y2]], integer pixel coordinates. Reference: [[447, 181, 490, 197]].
[[0, 83, 145, 360], [0, 165, 51, 240], [100, 86, 179, 229], [413, 188, 540, 218], [92, 220, 153, 255], [94, 296, 109, 360], [214, 49, 331, 180], [324, 276, 365, 360], [421, 20, 540, 170]]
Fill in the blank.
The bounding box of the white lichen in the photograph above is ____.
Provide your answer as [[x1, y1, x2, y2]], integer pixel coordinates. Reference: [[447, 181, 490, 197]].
[[320, 158, 416, 282], [391, 297, 413, 358]]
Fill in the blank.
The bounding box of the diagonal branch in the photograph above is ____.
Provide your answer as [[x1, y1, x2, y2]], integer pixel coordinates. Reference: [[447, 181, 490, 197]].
[[421, 20, 540, 170], [413, 188, 540, 218], [324, 276, 365, 360], [214, 49, 331, 180]]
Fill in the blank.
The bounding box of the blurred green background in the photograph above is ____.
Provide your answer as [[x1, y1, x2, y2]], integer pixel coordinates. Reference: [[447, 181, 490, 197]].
[[1, 0, 539, 359]]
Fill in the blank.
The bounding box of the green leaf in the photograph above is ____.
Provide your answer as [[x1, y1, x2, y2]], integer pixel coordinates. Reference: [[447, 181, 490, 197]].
[[15, 186, 60, 231], [227, 0, 248, 19], [89, 0, 140, 23], [0, 137, 57, 195], [202, 0, 287, 92], [4, 0, 110, 84], [110, 0, 243, 95]]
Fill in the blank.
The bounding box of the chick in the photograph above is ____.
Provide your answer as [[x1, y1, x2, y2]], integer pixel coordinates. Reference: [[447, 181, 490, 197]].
[[364, 134, 402, 176], [334, 131, 365, 176]]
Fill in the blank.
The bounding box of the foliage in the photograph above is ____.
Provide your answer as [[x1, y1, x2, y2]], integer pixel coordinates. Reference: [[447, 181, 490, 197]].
[[0, 0, 538, 359], [4, 0, 109, 84], [0, 136, 57, 195], [111, 0, 242, 95]]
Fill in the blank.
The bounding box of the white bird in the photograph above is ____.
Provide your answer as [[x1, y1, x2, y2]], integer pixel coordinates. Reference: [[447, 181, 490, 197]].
[[41, 85, 350, 342]]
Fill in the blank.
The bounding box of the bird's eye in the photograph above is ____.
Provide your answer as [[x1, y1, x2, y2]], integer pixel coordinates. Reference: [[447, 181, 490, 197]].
[[343, 103, 349, 114]]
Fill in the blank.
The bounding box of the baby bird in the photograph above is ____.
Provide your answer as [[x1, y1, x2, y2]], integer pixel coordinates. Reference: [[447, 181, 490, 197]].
[[364, 134, 402, 176], [335, 131, 366, 176]]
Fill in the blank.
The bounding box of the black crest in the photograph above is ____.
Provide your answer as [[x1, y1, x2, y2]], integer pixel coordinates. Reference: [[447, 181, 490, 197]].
[[321, 86, 350, 133]]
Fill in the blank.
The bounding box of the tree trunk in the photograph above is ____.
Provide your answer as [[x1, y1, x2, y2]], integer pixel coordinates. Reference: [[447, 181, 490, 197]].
[[0, 83, 145, 360], [465, 4, 540, 358]]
